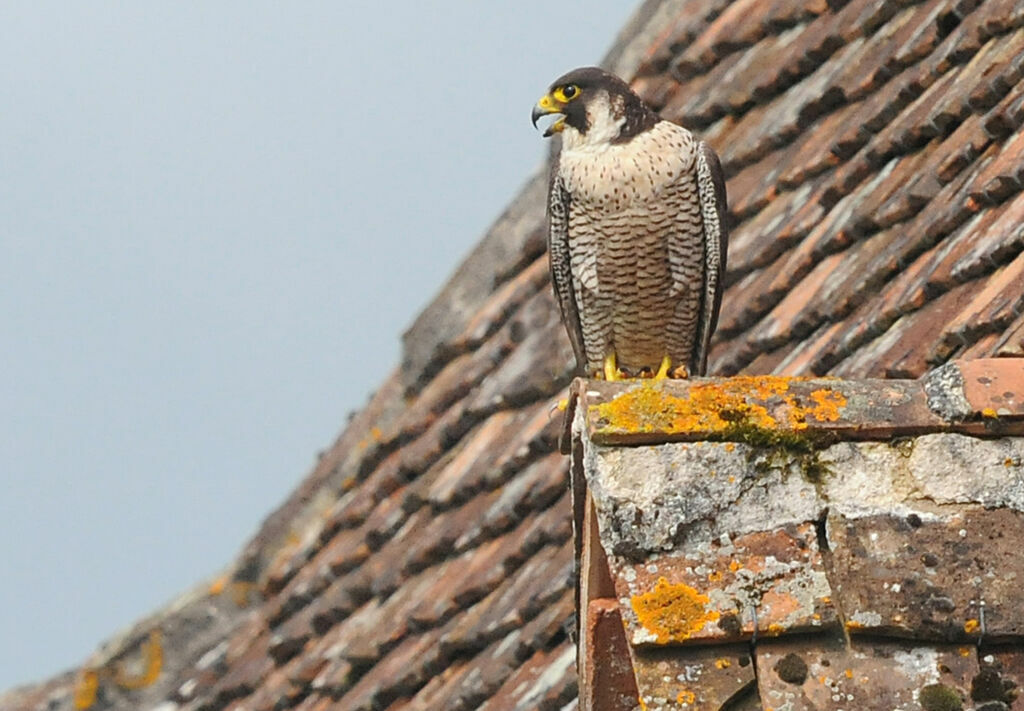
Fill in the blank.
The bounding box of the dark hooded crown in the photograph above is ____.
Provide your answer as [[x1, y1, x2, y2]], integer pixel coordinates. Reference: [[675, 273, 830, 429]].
[[548, 67, 658, 142]]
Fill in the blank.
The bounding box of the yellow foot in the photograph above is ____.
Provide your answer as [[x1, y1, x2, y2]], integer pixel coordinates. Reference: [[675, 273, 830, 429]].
[[654, 355, 672, 380], [603, 353, 619, 382]]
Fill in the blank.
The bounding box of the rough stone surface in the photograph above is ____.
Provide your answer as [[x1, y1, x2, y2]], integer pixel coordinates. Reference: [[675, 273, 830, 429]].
[[923, 361, 973, 421], [587, 433, 1024, 561], [582, 433, 822, 556]]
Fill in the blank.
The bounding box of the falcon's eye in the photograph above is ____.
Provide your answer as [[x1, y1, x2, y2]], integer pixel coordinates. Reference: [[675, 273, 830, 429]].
[[555, 84, 579, 102]]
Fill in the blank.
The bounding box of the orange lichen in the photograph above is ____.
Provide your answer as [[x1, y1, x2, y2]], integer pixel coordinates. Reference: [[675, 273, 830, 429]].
[[807, 389, 847, 424], [959, 647, 972, 657], [708, 570, 723, 582], [677, 689, 696, 704], [714, 658, 731, 669], [982, 408, 998, 418], [73, 670, 99, 710], [590, 376, 848, 439], [113, 630, 163, 689], [230, 581, 259, 607], [630, 577, 719, 644], [845, 669, 853, 679], [729, 560, 741, 572], [964, 618, 980, 634], [208, 574, 228, 596]]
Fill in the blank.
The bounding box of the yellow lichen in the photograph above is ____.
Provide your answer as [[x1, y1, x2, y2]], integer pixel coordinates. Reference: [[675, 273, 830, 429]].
[[677, 689, 696, 704], [714, 658, 731, 669], [964, 618, 980, 634], [590, 376, 848, 439], [982, 408, 998, 418], [845, 669, 853, 679], [113, 630, 163, 689], [807, 389, 847, 424], [208, 574, 228, 596], [73, 670, 99, 710], [630, 577, 719, 644]]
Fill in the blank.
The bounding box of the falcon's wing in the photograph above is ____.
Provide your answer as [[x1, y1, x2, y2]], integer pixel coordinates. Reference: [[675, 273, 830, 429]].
[[693, 140, 729, 376], [547, 168, 587, 374]]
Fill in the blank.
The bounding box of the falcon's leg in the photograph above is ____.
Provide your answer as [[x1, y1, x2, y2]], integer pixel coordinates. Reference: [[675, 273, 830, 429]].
[[654, 355, 672, 380], [603, 353, 620, 382]]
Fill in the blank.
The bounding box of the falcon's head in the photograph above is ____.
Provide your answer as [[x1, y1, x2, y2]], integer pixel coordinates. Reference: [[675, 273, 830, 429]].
[[531, 67, 658, 147]]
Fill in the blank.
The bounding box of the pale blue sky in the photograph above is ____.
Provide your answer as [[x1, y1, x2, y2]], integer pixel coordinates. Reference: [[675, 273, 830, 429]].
[[0, 1, 638, 690]]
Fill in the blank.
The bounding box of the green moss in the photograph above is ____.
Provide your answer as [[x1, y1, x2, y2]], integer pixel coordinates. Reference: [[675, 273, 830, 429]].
[[919, 683, 963, 711], [719, 420, 834, 484]]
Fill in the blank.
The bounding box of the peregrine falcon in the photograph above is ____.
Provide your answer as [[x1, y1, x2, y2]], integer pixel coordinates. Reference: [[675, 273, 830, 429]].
[[532, 67, 728, 380]]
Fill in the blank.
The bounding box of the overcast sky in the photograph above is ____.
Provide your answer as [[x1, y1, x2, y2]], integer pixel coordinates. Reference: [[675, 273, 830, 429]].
[[0, 0, 638, 691]]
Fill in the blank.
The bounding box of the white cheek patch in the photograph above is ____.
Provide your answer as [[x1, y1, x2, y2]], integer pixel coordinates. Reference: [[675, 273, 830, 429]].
[[561, 91, 625, 150], [584, 92, 626, 145]]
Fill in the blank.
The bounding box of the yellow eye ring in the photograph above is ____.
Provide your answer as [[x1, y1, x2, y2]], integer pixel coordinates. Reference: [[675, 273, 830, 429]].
[[554, 84, 579, 102]]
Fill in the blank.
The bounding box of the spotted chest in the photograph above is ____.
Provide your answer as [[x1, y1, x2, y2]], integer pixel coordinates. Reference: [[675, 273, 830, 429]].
[[557, 121, 697, 213]]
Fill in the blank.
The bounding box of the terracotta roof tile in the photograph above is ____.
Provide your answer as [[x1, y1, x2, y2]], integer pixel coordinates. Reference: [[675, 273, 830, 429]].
[[836, 278, 989, 377], [830, 508, 1024, 639], [476, 645, 576, 711], [633, 0, 732, 77], [331, 626, 445, 711], [671, 0, 780, 78], [935, 248, 1024, 353], [995, 310, 1024, 356]]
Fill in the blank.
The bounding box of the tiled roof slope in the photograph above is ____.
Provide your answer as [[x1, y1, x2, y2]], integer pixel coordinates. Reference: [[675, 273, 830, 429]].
[[3, 0, 1023, 709]]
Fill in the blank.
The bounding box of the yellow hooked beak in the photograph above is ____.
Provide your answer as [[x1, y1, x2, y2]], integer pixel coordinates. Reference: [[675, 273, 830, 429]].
[[531, 94, 566, 137]]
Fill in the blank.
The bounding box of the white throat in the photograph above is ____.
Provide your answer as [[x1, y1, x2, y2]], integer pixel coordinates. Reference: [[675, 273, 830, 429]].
[[560, 91, 625, 150]]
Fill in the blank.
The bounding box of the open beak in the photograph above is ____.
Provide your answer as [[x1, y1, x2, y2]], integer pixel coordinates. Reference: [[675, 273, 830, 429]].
[[531, 93, 566, 137]]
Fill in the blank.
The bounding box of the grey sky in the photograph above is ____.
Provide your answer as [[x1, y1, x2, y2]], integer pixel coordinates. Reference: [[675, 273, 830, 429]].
[[0, 1, 638, 690]]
